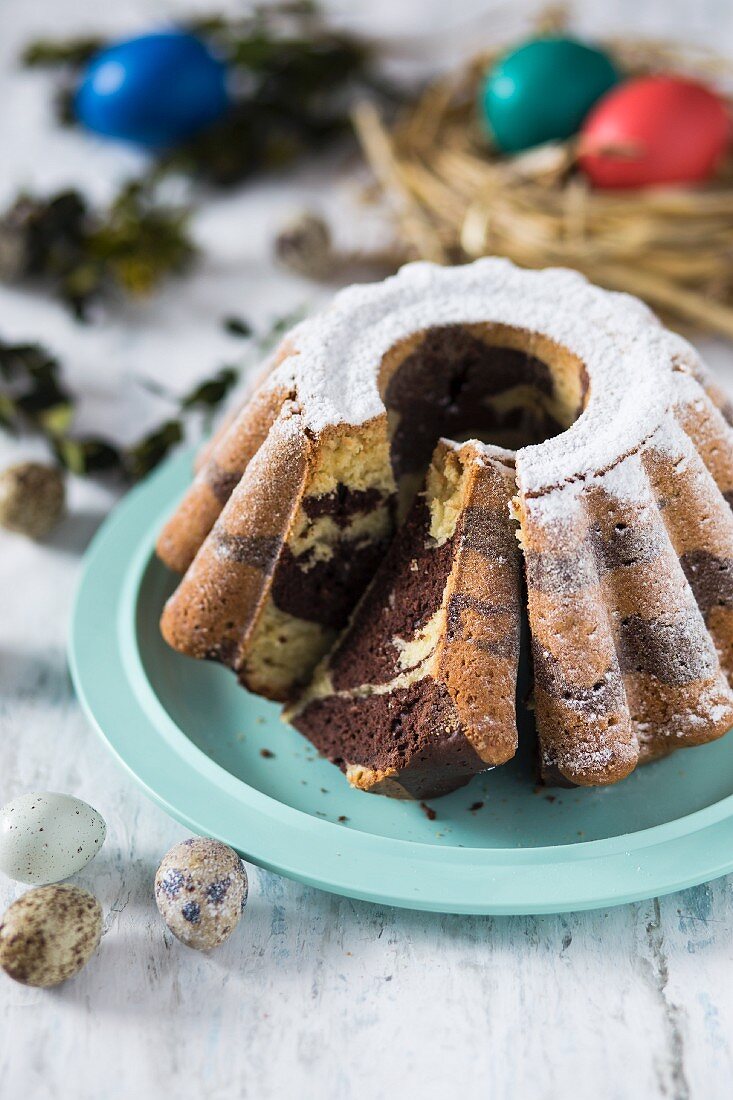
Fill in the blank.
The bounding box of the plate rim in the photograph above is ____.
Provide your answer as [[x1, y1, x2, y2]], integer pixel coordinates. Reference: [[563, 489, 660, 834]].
[[69, 448, 733, 914]]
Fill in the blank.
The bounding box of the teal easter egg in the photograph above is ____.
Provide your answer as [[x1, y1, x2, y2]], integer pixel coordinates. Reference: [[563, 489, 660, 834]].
[[481, 37, 619, 154]]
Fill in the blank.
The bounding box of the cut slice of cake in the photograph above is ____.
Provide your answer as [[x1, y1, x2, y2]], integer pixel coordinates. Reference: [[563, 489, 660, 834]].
[[286, 439, 522, 799]]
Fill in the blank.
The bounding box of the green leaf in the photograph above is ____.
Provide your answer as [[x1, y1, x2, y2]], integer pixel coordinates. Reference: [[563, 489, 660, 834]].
[[21, 37, 103, 68], [37, 401, 74, 436], [181, 367, 239, 411], [125, 419, 183, 481], [52, 435, 122, 475], [223, 315, 253, 338], [0, 393, 18, 430], [0, 183, 195, 318]]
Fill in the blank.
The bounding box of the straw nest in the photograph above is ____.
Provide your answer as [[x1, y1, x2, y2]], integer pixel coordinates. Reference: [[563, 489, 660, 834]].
[[353, 19, 733, 340]]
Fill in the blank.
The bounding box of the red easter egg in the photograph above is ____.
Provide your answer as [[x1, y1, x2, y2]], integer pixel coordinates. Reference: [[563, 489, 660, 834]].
[[579, 75, 730, 189]]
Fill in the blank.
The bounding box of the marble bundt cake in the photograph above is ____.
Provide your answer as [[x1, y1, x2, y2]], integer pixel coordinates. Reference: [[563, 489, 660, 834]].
[[157, 259, 733, 796]]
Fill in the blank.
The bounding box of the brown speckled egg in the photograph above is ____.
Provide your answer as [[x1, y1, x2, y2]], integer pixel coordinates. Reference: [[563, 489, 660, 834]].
[[154, 838, 248, 951], [0, 462, 65, 539], [0, 884, 102, 987]]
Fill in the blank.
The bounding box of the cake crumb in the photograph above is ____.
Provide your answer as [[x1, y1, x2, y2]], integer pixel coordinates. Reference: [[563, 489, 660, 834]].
[[420, 802, 437, 821], [338, 815, 349, 823], [469, 801, 484, 812], [260, 748, 275, 759]]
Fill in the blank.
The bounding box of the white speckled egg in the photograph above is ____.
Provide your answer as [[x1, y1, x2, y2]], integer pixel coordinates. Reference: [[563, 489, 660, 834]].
[[0, 884, 102, 987], [0, 792, 106, 885], [155, 838, 248, 951]]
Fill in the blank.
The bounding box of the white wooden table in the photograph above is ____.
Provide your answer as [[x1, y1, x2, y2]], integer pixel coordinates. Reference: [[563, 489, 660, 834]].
[[3, 2, 733, 1097]]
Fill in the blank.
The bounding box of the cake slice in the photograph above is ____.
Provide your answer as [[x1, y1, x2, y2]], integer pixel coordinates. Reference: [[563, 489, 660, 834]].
[[286, 440, 522, 799]]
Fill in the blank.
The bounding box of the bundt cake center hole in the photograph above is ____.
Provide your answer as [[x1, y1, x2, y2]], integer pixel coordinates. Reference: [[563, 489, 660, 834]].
[[379, 323, 588, 505]]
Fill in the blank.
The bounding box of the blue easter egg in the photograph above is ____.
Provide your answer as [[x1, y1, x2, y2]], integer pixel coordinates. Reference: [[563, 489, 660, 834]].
[[75, 31, 230, 149]]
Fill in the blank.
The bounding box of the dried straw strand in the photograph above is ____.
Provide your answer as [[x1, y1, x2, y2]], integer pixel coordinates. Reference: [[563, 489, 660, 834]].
[[354, 35, 733, 340]]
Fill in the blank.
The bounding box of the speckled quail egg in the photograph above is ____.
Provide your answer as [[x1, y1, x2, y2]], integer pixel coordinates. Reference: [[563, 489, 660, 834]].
[[0, 462, 65, 539], [0, 884, 102, 987], [0, 792, 106, 884], [154, 838, 248, 951]]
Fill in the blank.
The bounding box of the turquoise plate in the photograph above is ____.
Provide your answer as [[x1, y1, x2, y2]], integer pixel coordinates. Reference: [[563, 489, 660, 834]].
[[70, 449, 733, 914]]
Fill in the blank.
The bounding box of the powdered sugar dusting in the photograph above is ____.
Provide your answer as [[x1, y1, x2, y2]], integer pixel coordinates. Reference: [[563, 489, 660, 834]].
[[267, 258, 676, 501], [547, 737, 638, 779], [524, 446, 658, 526]]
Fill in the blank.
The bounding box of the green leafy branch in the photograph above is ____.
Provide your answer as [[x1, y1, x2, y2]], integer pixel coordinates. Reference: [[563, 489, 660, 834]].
[[0, 183, 195, 320], [0, 310, 301, 479]]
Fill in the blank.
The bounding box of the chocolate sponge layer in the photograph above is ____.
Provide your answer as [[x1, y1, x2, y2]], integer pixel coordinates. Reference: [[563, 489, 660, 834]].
[[296, 679, 484, 800]]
